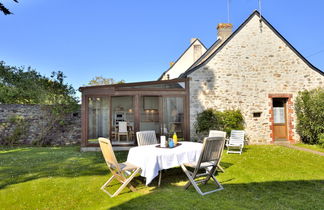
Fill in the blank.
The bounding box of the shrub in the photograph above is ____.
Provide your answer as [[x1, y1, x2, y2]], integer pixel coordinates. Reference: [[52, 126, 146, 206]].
[[318, 133, 324, 148], [195, 109, 244, 136], [295, 88, 324, 144], [222, 110, 245, 135]]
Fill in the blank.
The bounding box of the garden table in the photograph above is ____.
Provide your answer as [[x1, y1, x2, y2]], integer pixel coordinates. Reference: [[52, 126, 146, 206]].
[[126, 141, 202, 185]]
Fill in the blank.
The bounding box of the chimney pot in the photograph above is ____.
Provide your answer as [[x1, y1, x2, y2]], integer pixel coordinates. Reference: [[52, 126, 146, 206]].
[[190, 38, 198, 44], [217, 23, 233, 41]]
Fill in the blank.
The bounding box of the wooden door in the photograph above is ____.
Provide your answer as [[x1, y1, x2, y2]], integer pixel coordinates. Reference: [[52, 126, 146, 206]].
[[272, 98, 288, 141]]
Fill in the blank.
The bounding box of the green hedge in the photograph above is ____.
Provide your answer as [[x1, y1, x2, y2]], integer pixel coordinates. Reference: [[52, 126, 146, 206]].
[[295, 88, 324, 144], [194, 109, 244, 136]]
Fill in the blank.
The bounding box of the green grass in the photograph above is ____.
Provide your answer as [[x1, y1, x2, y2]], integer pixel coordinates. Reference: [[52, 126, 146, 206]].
[[0, 145, 323, 210], [294, 143, 324, 153]]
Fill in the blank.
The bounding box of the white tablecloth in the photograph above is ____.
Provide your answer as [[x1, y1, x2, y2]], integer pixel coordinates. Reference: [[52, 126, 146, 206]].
[[126, 141, 202, 185]]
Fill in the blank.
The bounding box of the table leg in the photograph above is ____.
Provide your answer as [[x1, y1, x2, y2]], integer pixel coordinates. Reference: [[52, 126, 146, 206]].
[[158, 171, 162, 187]]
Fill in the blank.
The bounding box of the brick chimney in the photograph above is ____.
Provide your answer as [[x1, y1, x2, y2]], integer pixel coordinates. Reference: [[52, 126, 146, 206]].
[[217, 23, 233, 41], [189, 38, 203, 61]]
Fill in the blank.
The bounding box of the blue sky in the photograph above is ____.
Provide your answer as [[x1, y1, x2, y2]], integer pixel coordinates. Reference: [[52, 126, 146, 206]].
[[1, 0, 323, 98]]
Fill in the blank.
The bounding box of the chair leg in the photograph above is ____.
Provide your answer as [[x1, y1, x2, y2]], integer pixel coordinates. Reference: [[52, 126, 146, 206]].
[[180, 164, 203, 195], [100, 175, 116, 197], [101, 168, 140, 198], [203, 166, 217, 185], [181, 164, 224, 196], [111, 168, 141, 197], [217, 164, 225, 172], [184, 180, 191, 189], [210, 175, 224, 191]]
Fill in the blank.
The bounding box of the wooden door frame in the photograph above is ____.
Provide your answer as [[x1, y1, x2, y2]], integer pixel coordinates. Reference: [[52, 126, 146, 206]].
[[268, 94, 295, 143]]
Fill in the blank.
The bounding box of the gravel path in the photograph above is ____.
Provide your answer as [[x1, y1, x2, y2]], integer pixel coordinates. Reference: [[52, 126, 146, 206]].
[[280, 144, 324, 156]]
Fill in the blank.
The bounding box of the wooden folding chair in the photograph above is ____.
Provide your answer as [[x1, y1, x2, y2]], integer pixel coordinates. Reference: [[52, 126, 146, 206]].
[[181, 136, 225, 196], [208, 130, 226, 172], [98, 138, 141, 197]]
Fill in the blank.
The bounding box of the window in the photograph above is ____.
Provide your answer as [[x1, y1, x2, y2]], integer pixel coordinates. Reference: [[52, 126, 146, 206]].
[[87, 97, 110, 144], [272, 98, 287, 124]]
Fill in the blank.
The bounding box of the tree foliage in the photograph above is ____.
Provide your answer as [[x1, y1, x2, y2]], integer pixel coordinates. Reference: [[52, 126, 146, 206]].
[[195, 108, 244, 136], [88, 76, 125, 86], [295, 88, 324, 144], [0, 61, 78, 106], [0, 0, 18, 15], [0, 61, 79, 146]]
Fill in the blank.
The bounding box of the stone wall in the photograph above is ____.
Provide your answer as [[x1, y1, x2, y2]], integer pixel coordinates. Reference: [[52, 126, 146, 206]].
[[188, 14, 324, 144], [0, 104, 81, 145]]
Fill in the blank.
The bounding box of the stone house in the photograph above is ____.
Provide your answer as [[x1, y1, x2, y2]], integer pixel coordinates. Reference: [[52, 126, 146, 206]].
[[80, 10, 324, 148], [159, 38, 207, 80], [161, 10, 324, 144]]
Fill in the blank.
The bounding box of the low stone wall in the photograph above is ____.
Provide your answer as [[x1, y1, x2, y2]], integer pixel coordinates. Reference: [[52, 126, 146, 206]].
[[0, 104, 81, 146]]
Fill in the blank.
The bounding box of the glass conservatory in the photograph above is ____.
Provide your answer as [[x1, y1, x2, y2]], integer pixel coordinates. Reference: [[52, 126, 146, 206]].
[[79, 78, 189, 147]]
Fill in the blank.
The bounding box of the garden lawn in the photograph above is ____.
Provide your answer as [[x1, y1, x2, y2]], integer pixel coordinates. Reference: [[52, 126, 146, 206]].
[[0, 145, 323, 210]]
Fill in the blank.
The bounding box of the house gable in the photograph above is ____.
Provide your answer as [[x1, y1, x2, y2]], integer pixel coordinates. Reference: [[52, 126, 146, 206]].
[[181, 10, 324, 78], [187, 11, 324, 144], [158, 38, 207, 80]]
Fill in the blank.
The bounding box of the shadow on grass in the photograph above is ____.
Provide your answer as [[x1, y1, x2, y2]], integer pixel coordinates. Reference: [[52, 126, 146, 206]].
[[0, 146, 128, 189], [110, 178, 324, 209], [0, 146, 233, 190]]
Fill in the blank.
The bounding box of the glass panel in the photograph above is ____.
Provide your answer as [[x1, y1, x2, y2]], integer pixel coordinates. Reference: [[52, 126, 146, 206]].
[[273, 107, 285, 124], [121, 82, 185, 89], [88, 97, 110, 144], [273, 98, 286, 124], [162, 97, 184, 140], [140, 96, 160, 136], [111, 96, 135, 144]]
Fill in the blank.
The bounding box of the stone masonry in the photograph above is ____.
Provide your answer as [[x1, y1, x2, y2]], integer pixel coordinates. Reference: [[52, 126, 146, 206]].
[[188, 14, 324, 144], [0, 104, 81, 145]]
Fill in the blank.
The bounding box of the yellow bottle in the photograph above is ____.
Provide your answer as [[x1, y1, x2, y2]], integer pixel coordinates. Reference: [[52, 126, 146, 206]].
[[173, 132, 178, 145]]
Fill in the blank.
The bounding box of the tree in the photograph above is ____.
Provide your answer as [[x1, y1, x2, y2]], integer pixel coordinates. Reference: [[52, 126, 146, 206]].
[[0, 61, 78, 105], [0, 0, 18, 15], [88, 76, 125, 86], [0, 61, 79, 146]]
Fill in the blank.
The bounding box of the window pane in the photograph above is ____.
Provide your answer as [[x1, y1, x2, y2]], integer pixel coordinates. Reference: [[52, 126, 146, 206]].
[[162, 97, 184, 139], [111, 96, 135, 144], [88, 97, 110, 144], [140, 96, 160, 135], [273, 107, 285, 124]]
